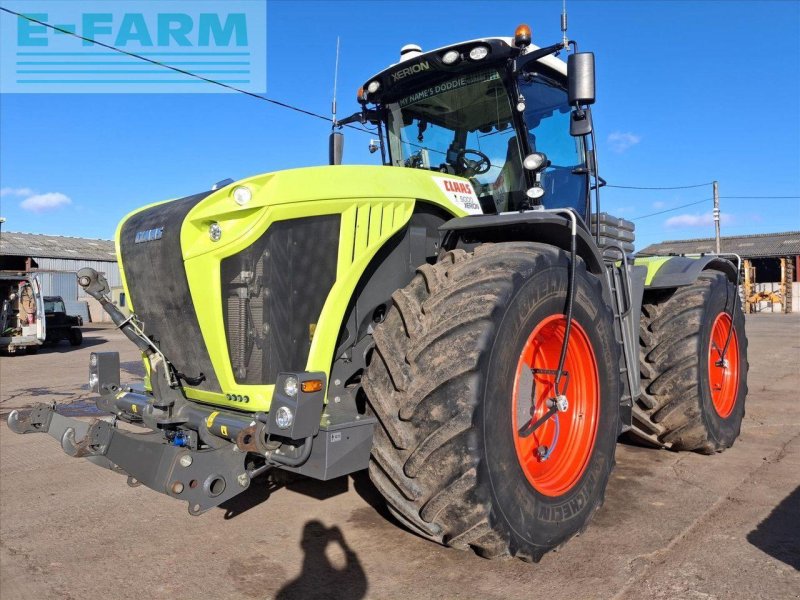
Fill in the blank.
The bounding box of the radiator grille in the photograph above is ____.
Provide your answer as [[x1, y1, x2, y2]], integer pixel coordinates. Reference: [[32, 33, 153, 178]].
[[118, 191, 220, 392], [221, 215, 340, 385]]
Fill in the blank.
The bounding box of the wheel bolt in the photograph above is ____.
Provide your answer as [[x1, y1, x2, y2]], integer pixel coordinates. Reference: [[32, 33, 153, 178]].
[[179, 455, 193, 468]]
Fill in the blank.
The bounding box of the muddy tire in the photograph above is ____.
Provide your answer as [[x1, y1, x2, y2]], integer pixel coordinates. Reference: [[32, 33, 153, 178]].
[[632, 271, 748, 453], [69, 329, 82, 346], [362, 243, 620, 561]]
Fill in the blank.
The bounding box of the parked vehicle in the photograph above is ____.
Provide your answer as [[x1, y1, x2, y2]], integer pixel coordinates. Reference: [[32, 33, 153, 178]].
[[0, 272, 45, 354], [43, 296, 83, 346]]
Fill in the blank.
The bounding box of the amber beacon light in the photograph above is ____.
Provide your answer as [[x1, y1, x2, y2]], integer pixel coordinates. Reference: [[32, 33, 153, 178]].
[[514, 24, 532, 48]]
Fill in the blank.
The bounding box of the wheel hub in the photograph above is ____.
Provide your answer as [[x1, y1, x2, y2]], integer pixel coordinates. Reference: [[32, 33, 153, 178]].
[[512, 315, 600, 497], [708, 312, 740, 418]]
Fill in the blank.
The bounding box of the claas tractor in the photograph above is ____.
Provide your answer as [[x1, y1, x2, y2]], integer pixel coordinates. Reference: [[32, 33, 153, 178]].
[[8, 24, 748, 562]]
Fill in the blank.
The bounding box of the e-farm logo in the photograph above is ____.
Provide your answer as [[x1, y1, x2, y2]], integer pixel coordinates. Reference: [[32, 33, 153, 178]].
[[0, 1, 267, 93]]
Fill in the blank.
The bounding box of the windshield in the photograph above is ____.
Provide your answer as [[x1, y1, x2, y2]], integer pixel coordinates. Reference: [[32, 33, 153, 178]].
[[44, 299, 65, 313], [386, 69, 525, 212]]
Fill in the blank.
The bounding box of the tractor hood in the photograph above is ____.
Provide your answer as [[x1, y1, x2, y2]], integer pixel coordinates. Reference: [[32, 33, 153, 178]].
[[114, 165, 478, 412]]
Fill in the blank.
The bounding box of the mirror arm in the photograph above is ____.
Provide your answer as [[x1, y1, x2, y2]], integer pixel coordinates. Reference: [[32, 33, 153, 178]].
[[518, 42, 568, 71]]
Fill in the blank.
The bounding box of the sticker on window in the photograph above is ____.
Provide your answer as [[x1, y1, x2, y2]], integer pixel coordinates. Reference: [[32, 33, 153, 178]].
[[433, 176, 483, 215]]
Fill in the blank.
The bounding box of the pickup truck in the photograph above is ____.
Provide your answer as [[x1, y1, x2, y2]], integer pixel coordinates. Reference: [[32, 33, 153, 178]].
[[44, 296, 83, 346]]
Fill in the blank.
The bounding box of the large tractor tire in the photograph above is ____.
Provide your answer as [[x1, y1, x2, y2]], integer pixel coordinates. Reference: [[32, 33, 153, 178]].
[[362, 243, 620, 561], [632, 271, 748, 453]]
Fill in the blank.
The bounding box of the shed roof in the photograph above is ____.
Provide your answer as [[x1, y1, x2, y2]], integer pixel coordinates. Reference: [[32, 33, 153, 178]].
[[639, 231, 800, 259], [0, 231, 117, 261]]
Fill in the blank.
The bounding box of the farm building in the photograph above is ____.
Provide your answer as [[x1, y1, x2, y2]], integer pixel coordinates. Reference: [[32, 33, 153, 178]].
[[0, 232, 123, 322], [640, 231, 800, 314]]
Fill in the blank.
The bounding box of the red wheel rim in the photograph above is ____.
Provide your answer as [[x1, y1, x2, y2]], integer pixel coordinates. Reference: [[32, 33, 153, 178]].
[[708, 313, 739, 418], [512, 316, 600, 497]]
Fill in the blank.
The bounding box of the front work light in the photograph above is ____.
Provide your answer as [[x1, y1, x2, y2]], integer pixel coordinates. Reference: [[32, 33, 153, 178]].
[[523, 152, 548, 172], [232, 186, 252, 206], [469, 46, 489, 61], [209, 223, 222, 242], [442, 50, 460, 65], [526, 186, 545, 200], [367, 80, 381, 94]]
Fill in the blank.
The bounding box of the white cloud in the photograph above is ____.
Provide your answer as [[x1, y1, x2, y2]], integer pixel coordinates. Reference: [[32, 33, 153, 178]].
[[20, 192, 72, 213], [607, 132, 641, 153], [652, 201, 665, 209], [0, 187, 34, 197], [665, 212, 733, 228]]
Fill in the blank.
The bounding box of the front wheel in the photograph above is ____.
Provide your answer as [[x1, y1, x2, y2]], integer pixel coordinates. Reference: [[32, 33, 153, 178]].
[[363, 243, 620, 561], [69, 329, 83, 346]]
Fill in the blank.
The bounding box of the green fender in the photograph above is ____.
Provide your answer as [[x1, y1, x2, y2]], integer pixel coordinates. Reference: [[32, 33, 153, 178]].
[[636, 255, 738, 289]]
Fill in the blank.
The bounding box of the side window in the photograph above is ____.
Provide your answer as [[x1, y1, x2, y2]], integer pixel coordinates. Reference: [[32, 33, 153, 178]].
[[519, 74, 588, 217]]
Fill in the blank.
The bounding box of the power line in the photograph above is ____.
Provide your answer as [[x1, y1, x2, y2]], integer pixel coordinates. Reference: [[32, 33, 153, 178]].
[[606, 182, 713, 190], [630, 195, 799, 221], [0, 7, 372, 134], [632, 198, 711, 220]]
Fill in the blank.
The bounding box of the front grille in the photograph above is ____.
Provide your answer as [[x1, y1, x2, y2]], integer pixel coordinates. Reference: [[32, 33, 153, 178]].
[[118, 192, 220, 392], [221, 215, 340, 385]]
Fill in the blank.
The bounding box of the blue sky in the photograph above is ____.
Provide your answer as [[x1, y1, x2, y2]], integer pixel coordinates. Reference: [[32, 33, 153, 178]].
[[1, 0, 798, 250]]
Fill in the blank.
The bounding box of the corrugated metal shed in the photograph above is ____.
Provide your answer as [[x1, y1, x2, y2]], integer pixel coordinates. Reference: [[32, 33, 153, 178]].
[[639, 231, 800, 258], [0, 231, 116, 261], [37, 271, 79, 301]]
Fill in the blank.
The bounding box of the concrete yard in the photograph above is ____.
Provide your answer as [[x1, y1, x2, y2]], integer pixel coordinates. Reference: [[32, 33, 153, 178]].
[[1, 317, 798, 600]]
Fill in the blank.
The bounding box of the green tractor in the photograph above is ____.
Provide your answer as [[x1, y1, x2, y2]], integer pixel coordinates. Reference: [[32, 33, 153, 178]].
[[8, 25, 748, 562]]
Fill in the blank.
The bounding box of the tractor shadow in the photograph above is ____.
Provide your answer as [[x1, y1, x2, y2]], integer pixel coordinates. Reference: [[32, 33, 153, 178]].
[[746, 485, 800, 570], [218, 471, 351, 520], [273, 519, 368, 600]]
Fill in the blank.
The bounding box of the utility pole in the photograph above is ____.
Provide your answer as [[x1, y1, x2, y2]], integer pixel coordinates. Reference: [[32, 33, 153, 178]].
[[712, 181, 721, 254]]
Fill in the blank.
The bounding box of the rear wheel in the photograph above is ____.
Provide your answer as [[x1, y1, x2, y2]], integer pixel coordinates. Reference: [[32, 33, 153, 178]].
[[632, 271, 748, 453], [363, 243, 620, 561], [69, 328, 83, 346]]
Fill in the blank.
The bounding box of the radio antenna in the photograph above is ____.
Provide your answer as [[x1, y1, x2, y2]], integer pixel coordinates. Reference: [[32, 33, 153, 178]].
[[561, 0, 569, 49], [331, 36, 340, 129]]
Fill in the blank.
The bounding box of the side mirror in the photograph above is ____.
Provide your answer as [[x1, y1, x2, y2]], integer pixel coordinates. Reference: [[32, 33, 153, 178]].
[[329, 131, 344, 165], [567, 52, 595, 106]]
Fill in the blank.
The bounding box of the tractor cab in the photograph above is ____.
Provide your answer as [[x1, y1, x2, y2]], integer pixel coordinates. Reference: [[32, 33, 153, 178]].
[[354, 29, 590, 217]]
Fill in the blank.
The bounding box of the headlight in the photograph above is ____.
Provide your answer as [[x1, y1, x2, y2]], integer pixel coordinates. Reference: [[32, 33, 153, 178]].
[[275, 406, 294, 430], [208, 222, 222, 242], [232, 186, 252, 206], [90, 353, 98, 368], [367, 80, 380, 94], [442, 50, 460, 65], [88, 373, 99, 390], [469, 46, 489, 60], [283, 375, 299, 397]]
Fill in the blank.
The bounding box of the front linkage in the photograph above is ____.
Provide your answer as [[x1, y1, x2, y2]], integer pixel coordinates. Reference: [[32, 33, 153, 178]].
[[7, 269, 375, 514]]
